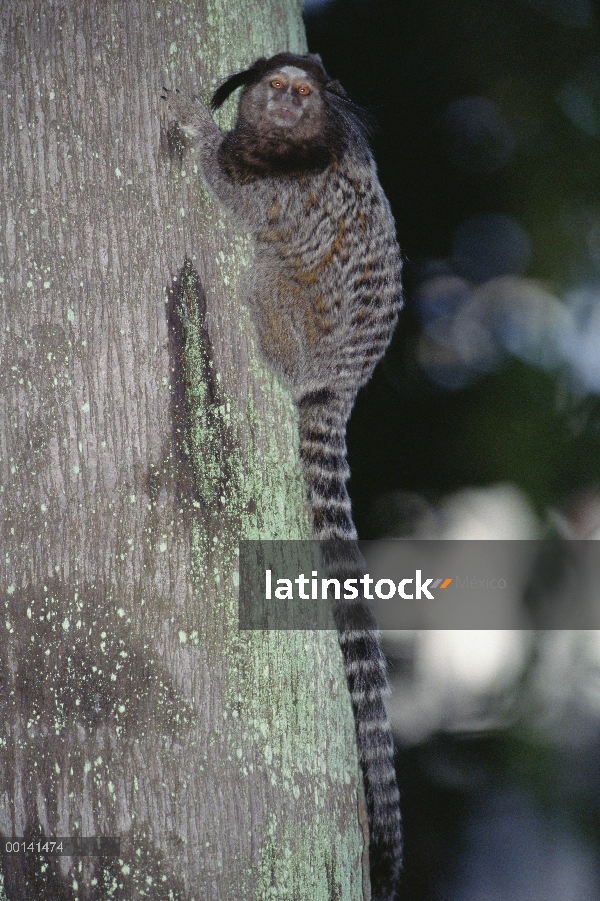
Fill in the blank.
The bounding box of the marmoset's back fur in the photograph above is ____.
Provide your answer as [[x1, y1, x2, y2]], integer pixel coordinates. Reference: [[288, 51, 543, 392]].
[[164, 52, 403, 900]]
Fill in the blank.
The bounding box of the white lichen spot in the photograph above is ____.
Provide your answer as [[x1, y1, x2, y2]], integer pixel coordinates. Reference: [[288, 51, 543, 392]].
[[179, 630, 187, 644], [49, 90, 55, 100], [62, 618, 70, 631], [115, 167, 122, 179], [169, 42, 178, 55], [73, 465, 79, 474], [180, 207, 186, 217], [82, 402, 90, 413], [264, 745, 273, 765], [43, 281, 51, 289], [118, 704, 126, 713], [130, 494, 136, 503], [121, 863, 131, 876], [159, 541, 167, 553], [84, 760, 91, 775], [55, 762, 61, 774], [26, 607, 32, 619], [41, 503, 47, 513], [117, 607, 125, 618], [67, 308, 75, 323], [5, 621, 12, 632], [7, 584, 15, 595]]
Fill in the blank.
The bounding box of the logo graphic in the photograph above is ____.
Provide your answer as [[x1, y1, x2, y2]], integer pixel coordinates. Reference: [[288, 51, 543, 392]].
[[396, 572, 453, 600]]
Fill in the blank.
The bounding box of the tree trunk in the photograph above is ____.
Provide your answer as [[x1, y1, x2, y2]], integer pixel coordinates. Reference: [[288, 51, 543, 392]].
[[0, 2, 367, 899]]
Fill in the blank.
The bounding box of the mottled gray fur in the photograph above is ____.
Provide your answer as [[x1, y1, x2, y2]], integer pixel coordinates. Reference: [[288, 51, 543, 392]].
[[163, 52, 403, 901]]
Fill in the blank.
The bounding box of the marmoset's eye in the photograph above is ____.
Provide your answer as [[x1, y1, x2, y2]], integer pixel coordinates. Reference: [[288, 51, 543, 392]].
[[297, 84, 311, 96], [271, 79, 284, 89]]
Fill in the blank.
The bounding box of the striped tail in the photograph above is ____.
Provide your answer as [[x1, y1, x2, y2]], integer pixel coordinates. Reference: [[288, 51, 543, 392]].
[[298, 391, 402, 901]]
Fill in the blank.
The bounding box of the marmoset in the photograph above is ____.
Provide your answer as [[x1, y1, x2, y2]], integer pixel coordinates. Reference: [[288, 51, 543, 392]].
[[163, 52, 403, 901]]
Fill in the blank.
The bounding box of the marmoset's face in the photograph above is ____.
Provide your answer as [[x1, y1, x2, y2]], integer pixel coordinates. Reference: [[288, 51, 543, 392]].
[[263, 66, 317, 127], [242, 66, 325, 138]]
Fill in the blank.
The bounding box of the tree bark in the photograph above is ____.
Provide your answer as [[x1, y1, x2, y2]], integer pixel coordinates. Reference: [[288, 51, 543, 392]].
[[0, 2, 367, 899]]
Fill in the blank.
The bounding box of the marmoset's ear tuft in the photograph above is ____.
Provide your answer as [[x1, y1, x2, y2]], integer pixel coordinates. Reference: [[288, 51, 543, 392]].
[[210, 59, 268, 110], [325, 79, 349, 99]]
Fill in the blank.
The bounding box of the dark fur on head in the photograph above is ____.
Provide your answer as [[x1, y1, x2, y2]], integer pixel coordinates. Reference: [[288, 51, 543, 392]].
[[212, 52, 372, 178]]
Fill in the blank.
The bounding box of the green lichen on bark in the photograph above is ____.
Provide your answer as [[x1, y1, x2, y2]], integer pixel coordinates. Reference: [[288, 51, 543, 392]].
[[173, 258, 244, 520]]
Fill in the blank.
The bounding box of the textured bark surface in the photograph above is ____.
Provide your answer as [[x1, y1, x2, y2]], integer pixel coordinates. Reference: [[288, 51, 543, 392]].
[[0, 2, 366, 898]]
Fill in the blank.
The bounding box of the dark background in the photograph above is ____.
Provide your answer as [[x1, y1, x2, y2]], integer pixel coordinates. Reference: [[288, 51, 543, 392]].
[[304, 1, 600, 898], [306, 0, 600, 530]]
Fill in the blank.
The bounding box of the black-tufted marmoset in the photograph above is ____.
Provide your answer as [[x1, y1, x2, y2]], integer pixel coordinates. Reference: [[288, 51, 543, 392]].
[[163, 51, 403, 901]]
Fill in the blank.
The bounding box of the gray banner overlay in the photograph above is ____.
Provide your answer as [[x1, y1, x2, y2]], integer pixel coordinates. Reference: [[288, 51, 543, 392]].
[[238, 540, 600, 629]]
